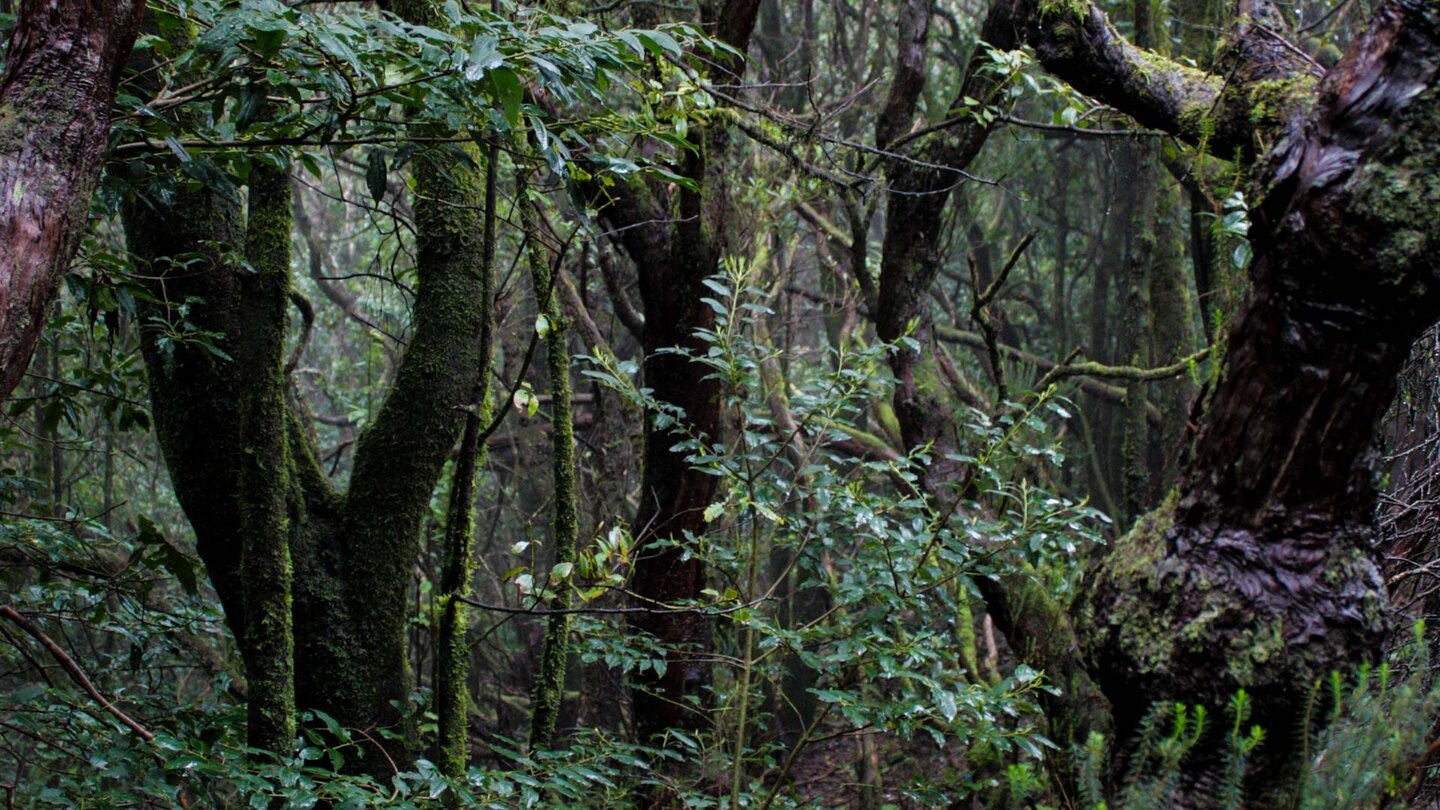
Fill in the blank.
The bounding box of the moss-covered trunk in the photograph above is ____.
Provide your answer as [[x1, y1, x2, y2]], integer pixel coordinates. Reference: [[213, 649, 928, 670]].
[[236, 158, 297, 754], [522, 186, 579, 750], [125, 2, 489, 777], [1054, 0, 1440, 794]]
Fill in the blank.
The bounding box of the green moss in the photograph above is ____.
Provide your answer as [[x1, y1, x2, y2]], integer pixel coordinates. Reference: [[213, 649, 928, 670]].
[[525, 169, 580, 750], [1246, 76, 1317, 128], [1038, 0, 1088, 21], [1345, 86, 1440, 278]]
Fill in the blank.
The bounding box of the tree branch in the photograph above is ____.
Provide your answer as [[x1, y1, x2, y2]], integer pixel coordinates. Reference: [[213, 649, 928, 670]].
[[0, 606, 155, 742]]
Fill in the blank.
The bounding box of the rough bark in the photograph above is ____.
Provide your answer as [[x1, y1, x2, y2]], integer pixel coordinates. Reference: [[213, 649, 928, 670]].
[[432, 135, 496, 778], [1046, 0, 1440, 793], [0, 0, 143, 402], [237, 157, 297, 754]]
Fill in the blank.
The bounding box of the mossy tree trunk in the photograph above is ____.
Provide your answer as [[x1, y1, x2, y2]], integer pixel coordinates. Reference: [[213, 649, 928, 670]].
[[995, 0, 1440, 792], [123, 1, 489, 776], [521, 181, 580, 751], [236, 156, 297, 755]]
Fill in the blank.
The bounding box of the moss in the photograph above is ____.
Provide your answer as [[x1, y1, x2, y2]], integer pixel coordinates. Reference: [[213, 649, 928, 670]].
[[525, 170, 580, 750], [1038, 0, 1088, 22], [1086, 491, 1389, 755], [1344, 85, 1440, 280], [236, 159, 297, 754], [1246, 76, 1317, 128]]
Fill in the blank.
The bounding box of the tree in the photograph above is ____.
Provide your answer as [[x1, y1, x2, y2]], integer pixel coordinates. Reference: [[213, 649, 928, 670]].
[[0, 0, 142, 401], [852, 0, 1440, 789], [1068, 0, 1440, 768], [6, 0, 1440, 804], [111, 0, 718, 776], [584, 0, 764, 740]]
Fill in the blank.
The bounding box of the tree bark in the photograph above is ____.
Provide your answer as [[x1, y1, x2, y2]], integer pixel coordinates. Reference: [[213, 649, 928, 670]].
[[1011, 0, 1440, 792], [0, 0, 142, 402]]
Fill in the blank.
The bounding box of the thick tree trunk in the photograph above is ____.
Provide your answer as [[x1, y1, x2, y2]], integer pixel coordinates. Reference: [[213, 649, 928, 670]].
[[0, 0, 142, 402], [1026, 0, 1440, 793], [125, 1, 488, 775]]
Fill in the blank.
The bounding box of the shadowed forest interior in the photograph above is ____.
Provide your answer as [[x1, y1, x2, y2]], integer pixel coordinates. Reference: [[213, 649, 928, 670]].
[[3, 0, 1440, 806]]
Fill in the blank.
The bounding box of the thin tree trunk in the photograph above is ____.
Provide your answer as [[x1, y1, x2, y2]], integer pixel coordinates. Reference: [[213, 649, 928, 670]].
[[525, 191, 579, 750]]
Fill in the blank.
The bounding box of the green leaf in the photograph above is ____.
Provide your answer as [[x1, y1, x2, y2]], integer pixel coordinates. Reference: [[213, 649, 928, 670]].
[[466, 35, 503, 81], [365, 150, 388, 204], [937, 690, 958, 722], [487, 68, 523, 130], [637, 30, 682, 59], [233, 85, 268, 132]]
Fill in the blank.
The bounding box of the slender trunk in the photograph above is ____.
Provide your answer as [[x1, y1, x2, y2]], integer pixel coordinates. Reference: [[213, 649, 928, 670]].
[[431, 82, 498, 775], [1113, 140, 1154, 523], [525, 191, 579, 751]]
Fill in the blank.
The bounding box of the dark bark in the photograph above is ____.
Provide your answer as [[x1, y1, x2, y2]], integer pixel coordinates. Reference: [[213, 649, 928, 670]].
[[875, 0, 936, 150], [0, 0, 143, 402], [1046, 0, 1440, 793], [586, 0, 762, 741], [624, 187, 725, 738]]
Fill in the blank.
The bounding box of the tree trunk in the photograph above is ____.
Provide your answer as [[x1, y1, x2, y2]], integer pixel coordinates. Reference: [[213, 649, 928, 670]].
[[0, 0, 142, 402], [1008, 0, 1440, 793], [586, 0, 763, 742], [124, 4, 489, 775]]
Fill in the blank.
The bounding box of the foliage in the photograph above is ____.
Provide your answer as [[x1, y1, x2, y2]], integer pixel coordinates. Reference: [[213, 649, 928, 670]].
[[4, 0, 1438, 807], [1058, 626, 1440, 810]]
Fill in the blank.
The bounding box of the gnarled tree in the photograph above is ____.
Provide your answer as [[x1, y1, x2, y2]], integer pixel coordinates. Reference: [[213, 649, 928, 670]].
[[993, 0, 1440, 791]]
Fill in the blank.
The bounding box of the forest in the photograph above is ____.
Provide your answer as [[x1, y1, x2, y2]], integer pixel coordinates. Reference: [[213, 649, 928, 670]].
[[1, 0, 1439, 806]]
